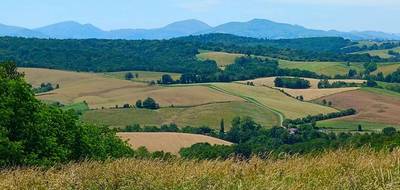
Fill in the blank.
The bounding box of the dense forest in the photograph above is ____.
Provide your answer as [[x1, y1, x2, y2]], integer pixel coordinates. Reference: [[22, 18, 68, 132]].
[[0, 37, 219, 73]]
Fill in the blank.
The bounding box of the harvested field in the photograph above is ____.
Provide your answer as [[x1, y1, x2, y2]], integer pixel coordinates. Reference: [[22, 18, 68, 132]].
[[102, 70, 181, 83], [82, 101, 280, 129], [117, 132, 232, 154], [280, 87, 360, 101], [21, 68, 242, 109], [316, 88, 400, 125]]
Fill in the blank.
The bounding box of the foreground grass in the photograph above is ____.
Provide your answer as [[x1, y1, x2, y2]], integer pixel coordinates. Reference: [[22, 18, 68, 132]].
[[2, 149, 400, 189]]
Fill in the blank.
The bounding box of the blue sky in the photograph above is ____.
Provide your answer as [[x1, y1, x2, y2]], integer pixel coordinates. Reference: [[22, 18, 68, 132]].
[[1, 0, 399, 33]]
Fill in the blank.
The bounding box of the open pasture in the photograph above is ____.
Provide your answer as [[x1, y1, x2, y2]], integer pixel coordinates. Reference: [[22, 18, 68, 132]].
[[82, 101, 280, 129], [353, 47, 400, 59], [211, 83, 337, 119], [279, 60, 364, 77]]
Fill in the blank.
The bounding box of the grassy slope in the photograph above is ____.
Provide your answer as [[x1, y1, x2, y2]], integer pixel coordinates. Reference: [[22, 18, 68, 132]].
[[317, 120, 400, 132], [373, 63, 400, 75], [210, 83, 337, 120], [61, 102, 89, 112], [196, 51, 244, 67], [82, 101, 279, 129], [2, 149, 400, 189], [279, 60, 364, 76], [102, 70, 181, 83], [354, 47, 400, 59], [361, 87, 400, 98]]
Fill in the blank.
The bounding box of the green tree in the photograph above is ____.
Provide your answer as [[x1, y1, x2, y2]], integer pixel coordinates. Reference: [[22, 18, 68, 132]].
[[382, 127, 397, 136], [161, 74, 174, 84], [219, 119, 225, 139], [348, 69, 357, 78], [125, 72, 134, 80], [0, 61, 133, 167], [135, 100, 143, 108], [142, 97, 160, 110], [357, 125, 363, 132]]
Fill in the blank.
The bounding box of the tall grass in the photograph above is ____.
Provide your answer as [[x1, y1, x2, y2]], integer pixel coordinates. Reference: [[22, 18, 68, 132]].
[[1, 149, 400, 189]]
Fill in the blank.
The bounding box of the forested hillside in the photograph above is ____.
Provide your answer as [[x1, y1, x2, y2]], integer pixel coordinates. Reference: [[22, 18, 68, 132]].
[[0, 37, 218, 73]]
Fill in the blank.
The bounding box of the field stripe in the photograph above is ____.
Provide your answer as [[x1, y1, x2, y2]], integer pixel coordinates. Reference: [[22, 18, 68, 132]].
[[206, 84, 285, 127]]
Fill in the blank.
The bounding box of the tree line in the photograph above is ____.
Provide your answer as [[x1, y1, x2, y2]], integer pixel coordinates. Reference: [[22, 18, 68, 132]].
[[159, 57, 328, 84], [282, 109, 357, 127], [180, 116, 400, 160]]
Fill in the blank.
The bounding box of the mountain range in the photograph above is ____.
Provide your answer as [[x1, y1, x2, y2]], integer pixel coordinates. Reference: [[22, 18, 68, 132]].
[[1, 19, 400, 40]]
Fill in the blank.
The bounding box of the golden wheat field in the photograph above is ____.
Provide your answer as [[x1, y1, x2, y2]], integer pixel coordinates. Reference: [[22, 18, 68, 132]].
[[118, 132, 232, 154], [1, 149, 400, 190], [20, 68, 242, 109]]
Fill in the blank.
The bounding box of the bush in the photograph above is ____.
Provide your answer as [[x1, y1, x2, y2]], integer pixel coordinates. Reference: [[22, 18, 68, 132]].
[[383, 127, 397, 136], [142, 97, 160, 110]]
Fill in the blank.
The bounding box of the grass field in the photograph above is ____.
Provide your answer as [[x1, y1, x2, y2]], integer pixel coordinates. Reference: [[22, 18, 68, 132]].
[[118, 132, 232, 155], [102, 70, 181, 83], [82, 101, 280, 129], [211, 83, 337, 119], [374, 63, 400, 75], [21, 68, 241, 109], [61, 102, 89, 112], [316, 88, 400, 125], [318, 120, 400, 132], [2, 149, 400, 189], [196, 51, 244, 67], [354, 47, 400, 59], [279, 60, 364, 77]]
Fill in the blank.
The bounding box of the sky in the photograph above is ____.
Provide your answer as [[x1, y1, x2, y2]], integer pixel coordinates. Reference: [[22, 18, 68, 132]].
[[0, 0, 399, 33]]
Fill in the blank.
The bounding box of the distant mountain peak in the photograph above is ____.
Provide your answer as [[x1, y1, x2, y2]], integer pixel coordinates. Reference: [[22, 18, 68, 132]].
[[0, 19, 399, 40]]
